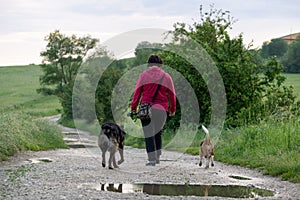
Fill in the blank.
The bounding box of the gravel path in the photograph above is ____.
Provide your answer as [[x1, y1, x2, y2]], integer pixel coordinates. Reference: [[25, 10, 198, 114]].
[[0, 115, 299, 199]]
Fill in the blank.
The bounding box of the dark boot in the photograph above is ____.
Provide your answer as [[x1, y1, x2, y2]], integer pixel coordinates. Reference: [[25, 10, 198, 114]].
[[156, 150, 161, 164], [146, 152, 156, 166], [146, 161, 156, 166], [156, 155, 160, 164]]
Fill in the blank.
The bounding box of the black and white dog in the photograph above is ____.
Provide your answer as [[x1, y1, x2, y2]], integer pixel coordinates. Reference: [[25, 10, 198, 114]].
[[98, 122, 126, 169]]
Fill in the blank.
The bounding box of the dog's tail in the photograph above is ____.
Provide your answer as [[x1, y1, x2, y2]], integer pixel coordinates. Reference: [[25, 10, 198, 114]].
[[201, 125, 210, 143], [201, 125, 209, 135]]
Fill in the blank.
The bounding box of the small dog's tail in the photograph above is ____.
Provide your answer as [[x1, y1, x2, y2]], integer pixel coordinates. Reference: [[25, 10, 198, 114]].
[[201, 125, 209, 135], [201, 125, 210, 143]]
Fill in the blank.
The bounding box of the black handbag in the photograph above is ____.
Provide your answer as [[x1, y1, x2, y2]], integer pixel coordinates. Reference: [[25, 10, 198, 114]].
[[136, 74, 165, 120]]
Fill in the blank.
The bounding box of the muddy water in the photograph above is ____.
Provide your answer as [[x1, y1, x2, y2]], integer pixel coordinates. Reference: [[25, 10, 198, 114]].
[[84, 183, 274, 198]]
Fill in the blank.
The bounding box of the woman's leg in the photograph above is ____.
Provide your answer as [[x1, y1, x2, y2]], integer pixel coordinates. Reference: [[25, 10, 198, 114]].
[[154, 131, 162, 163], [141, 109, 167, 165], [141, 118, 156, 163], [152, 109, 167, 163]]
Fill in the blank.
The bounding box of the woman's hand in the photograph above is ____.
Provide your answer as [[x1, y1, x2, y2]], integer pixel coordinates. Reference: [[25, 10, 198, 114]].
[[169, 112, 175, 117]]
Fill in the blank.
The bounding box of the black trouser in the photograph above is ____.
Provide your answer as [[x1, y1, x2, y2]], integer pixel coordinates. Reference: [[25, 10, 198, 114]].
[[141, 109, 167, 162]]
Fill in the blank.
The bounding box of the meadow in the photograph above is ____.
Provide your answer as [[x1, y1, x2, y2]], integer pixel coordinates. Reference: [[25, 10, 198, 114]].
[[0, 65, 61, 117], [0, 65, 299, 182], [0, 65, 66, 161]]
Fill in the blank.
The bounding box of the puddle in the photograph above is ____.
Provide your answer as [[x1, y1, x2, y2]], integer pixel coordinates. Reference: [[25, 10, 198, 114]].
[[39, 158, 52, 163], [63, 138, 79, 143], [67, 144, 86, 148], [67, 143, 97, 148], [27, 158, 53, 164], [229, 175, 252, 180], [86, 183, 274, 198], [62, 132, 79, 135]]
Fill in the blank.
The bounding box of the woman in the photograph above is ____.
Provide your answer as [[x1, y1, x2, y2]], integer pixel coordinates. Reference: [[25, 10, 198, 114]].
[[131, 54, 176, 166]]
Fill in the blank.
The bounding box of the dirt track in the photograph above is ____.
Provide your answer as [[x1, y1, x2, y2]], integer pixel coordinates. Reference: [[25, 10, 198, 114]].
[[0, 115, 299, 199]]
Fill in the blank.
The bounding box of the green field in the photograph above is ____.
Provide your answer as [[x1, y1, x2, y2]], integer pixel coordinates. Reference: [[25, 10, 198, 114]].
[[0, 65, 61, 116], [284, 73, 300, 99]]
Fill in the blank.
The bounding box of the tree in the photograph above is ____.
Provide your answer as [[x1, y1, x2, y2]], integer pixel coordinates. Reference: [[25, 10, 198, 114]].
[[39, 30, 98, 120], [282, 35, 300, 73], [95, 59, 128, 123], [163, 5, 259, 126], [133, 41, 163, 66], [160, 5, 296, 127], [260, 38, 288, 59], [268, 38, 288, 57], [260, 42, 270, 58]]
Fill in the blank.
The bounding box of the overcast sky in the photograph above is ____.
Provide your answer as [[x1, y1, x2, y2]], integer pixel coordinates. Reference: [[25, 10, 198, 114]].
[[1, 0, 299, 66]]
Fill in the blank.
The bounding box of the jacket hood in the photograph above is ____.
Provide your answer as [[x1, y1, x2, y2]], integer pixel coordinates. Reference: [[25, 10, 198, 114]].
[[142, 66, 165, 83]]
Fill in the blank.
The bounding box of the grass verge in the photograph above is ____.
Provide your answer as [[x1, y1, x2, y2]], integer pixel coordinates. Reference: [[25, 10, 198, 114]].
[[215, 118, 300, 183], [0, 110, 68, 161]]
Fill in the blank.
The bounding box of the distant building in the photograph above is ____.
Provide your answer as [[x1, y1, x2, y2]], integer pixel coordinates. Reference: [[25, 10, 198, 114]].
[[280, 32, 300, 44]]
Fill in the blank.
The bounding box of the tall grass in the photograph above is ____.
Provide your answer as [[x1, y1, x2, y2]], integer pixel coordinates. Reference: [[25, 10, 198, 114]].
[[0, 110, 67, 161], [216, 117, 300, 183]]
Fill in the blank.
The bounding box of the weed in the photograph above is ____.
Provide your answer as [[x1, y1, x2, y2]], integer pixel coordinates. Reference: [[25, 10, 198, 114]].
[[5, 165, 33, 183]]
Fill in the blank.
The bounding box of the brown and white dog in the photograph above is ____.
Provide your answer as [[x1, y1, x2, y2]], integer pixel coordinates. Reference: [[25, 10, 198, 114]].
[[199, 125, 214, 169], [98, 122, 126, 169]]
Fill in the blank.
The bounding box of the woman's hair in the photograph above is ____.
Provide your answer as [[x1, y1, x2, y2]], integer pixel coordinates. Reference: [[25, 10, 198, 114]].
[[147, 54, 163, 66]]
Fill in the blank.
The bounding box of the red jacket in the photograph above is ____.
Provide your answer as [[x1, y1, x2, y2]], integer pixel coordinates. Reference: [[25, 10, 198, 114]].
[[131, 66, 176, 114]]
